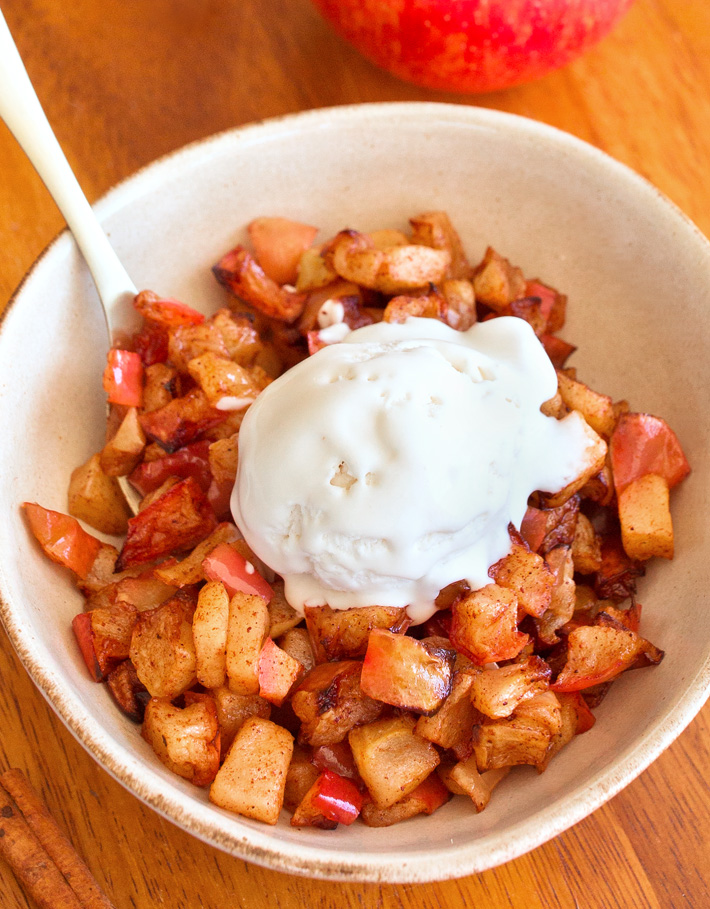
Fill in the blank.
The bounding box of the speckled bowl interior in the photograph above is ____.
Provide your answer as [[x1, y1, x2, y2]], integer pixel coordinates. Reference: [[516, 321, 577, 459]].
[[0, 103, 708, 882]]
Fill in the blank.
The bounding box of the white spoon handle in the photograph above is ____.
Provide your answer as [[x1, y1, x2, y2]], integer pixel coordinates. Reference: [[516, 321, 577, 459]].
[[0, 8, 137, 339]]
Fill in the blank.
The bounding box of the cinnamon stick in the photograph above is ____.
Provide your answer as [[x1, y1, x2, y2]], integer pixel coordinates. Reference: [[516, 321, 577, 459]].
[[0, 769, 115, 909], [0, 785, 83, 908]]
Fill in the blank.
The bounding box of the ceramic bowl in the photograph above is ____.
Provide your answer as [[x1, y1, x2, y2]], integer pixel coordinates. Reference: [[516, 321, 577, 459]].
[[0, 103, 708, 883]]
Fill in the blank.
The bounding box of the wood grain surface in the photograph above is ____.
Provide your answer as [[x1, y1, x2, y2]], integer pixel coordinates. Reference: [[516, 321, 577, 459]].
[[1, 1, 708, 906]]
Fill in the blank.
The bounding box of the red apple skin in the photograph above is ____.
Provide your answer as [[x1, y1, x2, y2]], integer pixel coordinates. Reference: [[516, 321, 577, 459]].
[[310, 0, 635, 93]]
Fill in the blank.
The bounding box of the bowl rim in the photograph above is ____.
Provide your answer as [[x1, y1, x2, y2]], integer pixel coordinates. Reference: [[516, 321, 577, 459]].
[[1, 100, 709, 883]]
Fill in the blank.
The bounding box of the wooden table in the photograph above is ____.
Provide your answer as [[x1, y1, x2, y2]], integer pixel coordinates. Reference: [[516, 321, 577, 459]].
[[1, 1, 708, 906]]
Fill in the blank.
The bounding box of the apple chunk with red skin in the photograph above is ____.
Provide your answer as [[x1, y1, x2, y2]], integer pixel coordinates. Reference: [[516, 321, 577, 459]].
[[309, 0, 634, 93]]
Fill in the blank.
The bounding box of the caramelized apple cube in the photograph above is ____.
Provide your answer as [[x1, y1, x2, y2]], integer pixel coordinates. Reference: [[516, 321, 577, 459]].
[[225, 591, 270, 695], [469, 656, 551, 719], [139, 388, 227, 452], [489, 535, 555, 618], [450, 584, 529, 665], [258, 638, 304, 706], [409, 210, 470, 280], [552, 616, 663, 692], [142, 696, 220, 786], [618, 473, 674, 560], [441, 758, 509, 811], [106, 659, 150, 723], [360, 628, 455, 714], [209, 717, 293, 824], [72, 601, 138, 682], [117, 477, 217, 570], [291, 660, 383, 747], [415, 669, 480, 749], [360, 773, 450, 827], [100, 407, 146, 476], [211, 685, 271, 758], [213, 245, 307, 323], [304, 604, 410, 662], [556, 370, 617, 438], [283, 745, 320, 814], [129, 597, 197, 698], [248, 216, 319, 286], [349, 715, 440, 809], [472, 247, 525, 311], [68, 452, 131, 535], [472, 692, 562, 771], [193, 580, 230, 689]]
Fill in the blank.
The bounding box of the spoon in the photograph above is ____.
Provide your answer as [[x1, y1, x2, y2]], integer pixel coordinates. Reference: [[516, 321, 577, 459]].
[[0, 8, 142, 513]]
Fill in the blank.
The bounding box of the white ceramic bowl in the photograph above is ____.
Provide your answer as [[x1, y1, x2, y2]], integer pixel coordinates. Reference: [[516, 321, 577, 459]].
[[0, 103, 708, 883]]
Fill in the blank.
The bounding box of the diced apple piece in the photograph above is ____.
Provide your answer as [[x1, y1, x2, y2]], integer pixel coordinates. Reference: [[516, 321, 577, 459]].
[[442, 278, 476, 330], [472, 692, 562, 771], [134, 289, 205, 327], [211, 686, 271, 758], [361, 773, 450, 827], [23, 502, 104, 579], [470, 656, 551, 719], [128, 439, 212, 497], [450, 584, 529, 665], [360, 629, 455, 714], [139, 388, 227, 452], [277, 626, 316, 674], [618, 473, 674, 560], [100, 407, 146, 476], [295, 246, 338, 292], [571, 513, 602, 574], [258, 638, 304, 706], [326, 230, 450, 294], [225, 591, 270, 695], [213, 245, 307, 323], [153, 522, 240, 587], [472, 247, 525, 311], [409, 210, 470, 280], [129, 597, 197, 698], [441, 758, 509, 811], [208, 434, 239, 487], [383, 291, 448, 324], [519, 497, 580, 554], [535, 545, 576, 645], [117, 477, 217, 570], [415, 669, 480, 749], [304, 604, 410, 662], [376, 244, 451, 294], [209, 717, 293, 824], [349, 715, 440, 809], [248, 216, 319, 286], [556, 370, 617, 438], [609, 411, 690, 497], [291, 770, 363, 828], [72, 601, 138, 682], [489, 536, 555, 618], [193, 580, 230, 689], [68, 452, 131, 535], [267, 581, 302, 638], [284, 746, 321, 814], [142, 696, 220, 786], [552, 615, 664, 692], [106, 659, 150, 722], [141, 363, 178, 413], [291, 660, 383, 747], [187, 353, 264, 410]]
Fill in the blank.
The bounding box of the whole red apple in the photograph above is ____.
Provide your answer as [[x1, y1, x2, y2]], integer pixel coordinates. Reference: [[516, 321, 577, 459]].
[[310, 0, 634, 93]]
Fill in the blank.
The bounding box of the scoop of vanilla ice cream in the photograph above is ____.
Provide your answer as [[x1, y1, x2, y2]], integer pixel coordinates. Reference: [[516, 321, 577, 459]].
[[231, 316, 596, 623]]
